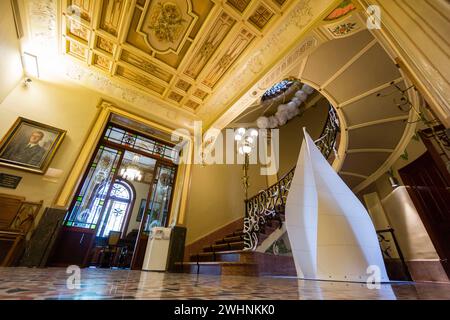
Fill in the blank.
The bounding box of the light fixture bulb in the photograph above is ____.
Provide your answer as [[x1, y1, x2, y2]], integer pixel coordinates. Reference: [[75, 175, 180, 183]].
[[243, 145, 252, 154], [235, 134, 242, 141], [250, 129, 259, 137], [245, 136, 254, 144], [237, 128, 246, 135]]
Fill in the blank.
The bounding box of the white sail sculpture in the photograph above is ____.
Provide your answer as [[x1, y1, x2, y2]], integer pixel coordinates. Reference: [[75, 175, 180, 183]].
[[285, 129, 389, 282]]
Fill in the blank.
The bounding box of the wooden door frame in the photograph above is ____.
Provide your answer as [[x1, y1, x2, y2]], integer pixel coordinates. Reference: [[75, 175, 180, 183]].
[[54, 119, 180, 268], [55, 101, 193, 228]]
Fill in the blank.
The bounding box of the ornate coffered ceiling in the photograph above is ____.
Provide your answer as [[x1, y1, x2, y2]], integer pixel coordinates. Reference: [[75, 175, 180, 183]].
[[61, 0, 298, 113]]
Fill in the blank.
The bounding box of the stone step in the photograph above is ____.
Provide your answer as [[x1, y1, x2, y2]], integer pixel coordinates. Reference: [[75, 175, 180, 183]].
[[176, 253, 297, 276], [215, 235, 244, 245], [225, 230, 244, 238], [175, 261, 259, 276], [203, 241, 245, 253]]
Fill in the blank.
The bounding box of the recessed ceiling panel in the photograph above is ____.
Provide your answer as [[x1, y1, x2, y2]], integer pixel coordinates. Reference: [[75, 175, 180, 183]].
[[342, 82, 410, 126], [326, 43, 401, 103], [340, 152, 390, 177], [339, 174, 365, 190], [347, 120, 407, 150], [302, 30, 374, 86], [62, 0, 287, 111]]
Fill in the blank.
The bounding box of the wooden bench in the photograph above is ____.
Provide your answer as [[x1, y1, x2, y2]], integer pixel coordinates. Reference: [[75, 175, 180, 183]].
[[0, 193, 43, 266]]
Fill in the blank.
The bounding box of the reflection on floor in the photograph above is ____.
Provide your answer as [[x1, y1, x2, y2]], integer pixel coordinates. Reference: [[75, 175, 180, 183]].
[[0, 267, 449, 300]]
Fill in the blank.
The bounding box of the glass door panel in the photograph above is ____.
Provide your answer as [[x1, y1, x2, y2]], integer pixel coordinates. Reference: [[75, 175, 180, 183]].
[[65, 146, 122, 229], [144, 164, 177, 233]]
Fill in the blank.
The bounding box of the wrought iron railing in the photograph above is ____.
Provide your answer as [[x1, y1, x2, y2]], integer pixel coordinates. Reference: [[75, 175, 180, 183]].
[[243, 106, 340, 250], [377, 228, 412, 281], [314, 106, 340, 160]]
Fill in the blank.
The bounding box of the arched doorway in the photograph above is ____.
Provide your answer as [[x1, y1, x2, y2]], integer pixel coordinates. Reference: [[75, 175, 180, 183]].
[[96, 180, 135, 238]]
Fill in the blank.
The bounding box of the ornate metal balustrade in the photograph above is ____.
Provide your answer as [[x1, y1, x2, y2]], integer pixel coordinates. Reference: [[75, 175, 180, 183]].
[[377, 228, 412, 281], [243, 106, 340, 250]]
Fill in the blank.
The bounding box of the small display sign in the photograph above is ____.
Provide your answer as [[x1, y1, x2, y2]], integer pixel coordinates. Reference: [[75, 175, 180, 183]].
[[0, 173, 22, 189]]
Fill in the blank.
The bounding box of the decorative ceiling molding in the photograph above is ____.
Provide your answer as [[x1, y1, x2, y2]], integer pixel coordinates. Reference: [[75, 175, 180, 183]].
[[27, 0, 57, 45], [58, 0, 301, 114], [209, 34, 320, 131], [64, 59, 199, 130], [203, 0, 338, 128]]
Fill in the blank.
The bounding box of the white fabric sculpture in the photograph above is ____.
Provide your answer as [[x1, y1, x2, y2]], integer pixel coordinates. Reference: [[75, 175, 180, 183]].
[[285, 129, 389, 282]]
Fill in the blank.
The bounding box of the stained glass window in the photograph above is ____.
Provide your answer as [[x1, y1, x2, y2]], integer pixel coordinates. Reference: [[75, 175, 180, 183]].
[[144, 165, 176, 233], [104, 126, 179, 163], [65, 146, 122, 229], [96, 181, 133, 238], [261, 78, 298, 101]]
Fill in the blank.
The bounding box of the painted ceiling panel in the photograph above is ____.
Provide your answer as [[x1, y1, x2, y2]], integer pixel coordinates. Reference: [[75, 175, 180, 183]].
[[61, 0, 293, 112]]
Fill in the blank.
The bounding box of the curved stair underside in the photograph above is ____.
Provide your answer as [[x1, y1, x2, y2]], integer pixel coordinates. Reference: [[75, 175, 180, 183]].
[[299, 30, 418, 192]]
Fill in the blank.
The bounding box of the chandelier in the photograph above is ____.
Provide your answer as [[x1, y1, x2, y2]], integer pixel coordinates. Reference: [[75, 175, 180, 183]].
[[235, 127, 258, 155], [120, 155, 143, 182], [234, 128, 258, 200]]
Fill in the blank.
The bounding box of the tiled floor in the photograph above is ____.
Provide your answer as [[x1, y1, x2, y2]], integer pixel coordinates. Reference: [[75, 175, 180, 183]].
[[0, 267, 449, 300]]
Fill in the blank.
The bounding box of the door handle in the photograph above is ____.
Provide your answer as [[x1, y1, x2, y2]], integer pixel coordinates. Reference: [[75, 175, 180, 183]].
[[80, 234, 85, 245]]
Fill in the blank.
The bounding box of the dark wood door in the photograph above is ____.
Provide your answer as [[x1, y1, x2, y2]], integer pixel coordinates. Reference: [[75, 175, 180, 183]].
[[399, 151, 450, 277], [47, 227, 96, 267]]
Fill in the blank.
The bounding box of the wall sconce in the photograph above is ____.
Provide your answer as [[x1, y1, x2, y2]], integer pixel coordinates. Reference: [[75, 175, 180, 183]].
[[21, 52, 40, 78], [387, 169, 400, 189], [22, 78, 32, 88]]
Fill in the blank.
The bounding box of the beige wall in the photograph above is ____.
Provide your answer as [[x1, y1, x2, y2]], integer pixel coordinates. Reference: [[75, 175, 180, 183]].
[[0, 0, 23, 103], [278, 98, 330, 178], [184, 163, 245, 244], [0, 79, 103, 224], [184, 100, 330, 244]]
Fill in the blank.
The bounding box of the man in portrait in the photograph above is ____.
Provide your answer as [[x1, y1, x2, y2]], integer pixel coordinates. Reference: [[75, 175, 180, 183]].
[[2, 130, 46, 167]]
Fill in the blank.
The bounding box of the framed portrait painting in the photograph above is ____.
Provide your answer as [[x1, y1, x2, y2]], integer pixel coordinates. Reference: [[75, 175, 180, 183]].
[[0, 117, 66, 174]]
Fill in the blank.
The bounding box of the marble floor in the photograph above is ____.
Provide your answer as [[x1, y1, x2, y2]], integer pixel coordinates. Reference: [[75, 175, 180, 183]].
[[0, 267, 449, 300]]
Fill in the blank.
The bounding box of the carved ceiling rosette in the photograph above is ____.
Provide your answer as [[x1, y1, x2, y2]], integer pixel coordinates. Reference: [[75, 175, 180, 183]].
[[138, 0, 198, 54]]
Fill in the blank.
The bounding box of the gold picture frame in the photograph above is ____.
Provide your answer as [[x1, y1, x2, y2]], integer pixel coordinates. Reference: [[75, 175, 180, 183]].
[[0, 117, 66, 174]]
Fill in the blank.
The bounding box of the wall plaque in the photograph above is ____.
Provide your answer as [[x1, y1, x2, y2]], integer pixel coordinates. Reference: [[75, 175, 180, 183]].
[[0, 173, 22, 189]]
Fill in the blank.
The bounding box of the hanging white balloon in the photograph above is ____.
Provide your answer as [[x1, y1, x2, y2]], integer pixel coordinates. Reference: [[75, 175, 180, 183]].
[[257, 116, 269, 129], [302, 84, 315, 95], [268, 116, 279, 128], [295, 90, 308, 102], [275, 110, 288, 126]]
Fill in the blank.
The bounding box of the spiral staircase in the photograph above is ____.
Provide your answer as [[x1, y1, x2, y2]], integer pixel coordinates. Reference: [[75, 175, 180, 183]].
[[176, 29, 418, 276]]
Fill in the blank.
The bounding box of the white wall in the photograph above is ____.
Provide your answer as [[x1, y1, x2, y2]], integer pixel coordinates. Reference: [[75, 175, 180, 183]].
[[0, 0, 23, 103]]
